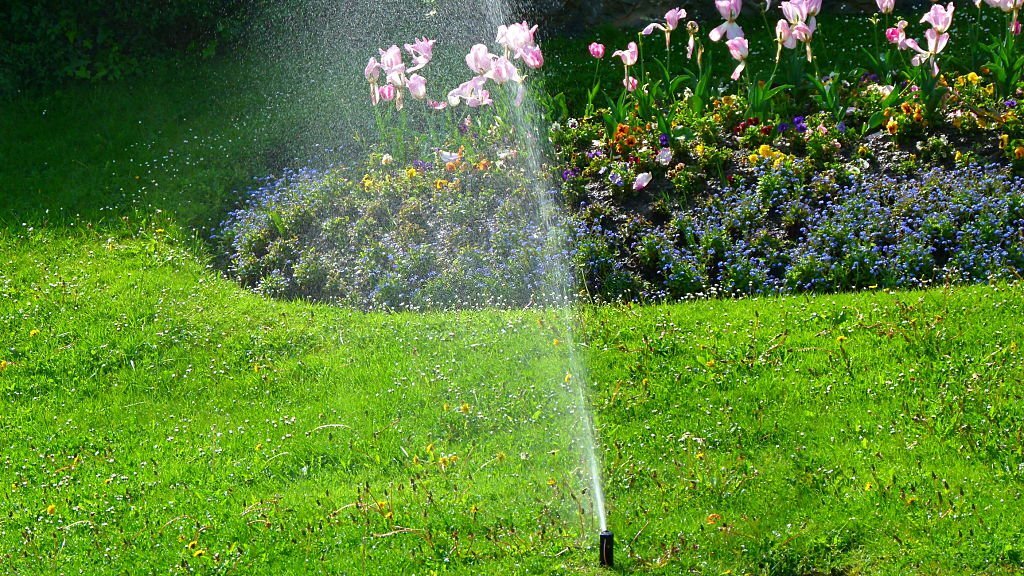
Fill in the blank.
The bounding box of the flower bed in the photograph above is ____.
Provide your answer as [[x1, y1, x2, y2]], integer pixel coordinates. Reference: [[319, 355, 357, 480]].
[[222, 3, 1024, 309]]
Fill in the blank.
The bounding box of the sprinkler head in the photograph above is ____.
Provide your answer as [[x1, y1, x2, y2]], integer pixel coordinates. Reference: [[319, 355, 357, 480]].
[[599, 530, 614, 568]]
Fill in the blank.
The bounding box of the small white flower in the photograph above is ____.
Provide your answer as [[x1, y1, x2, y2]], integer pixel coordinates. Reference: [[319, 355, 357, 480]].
[[656, 148, 673, 165]]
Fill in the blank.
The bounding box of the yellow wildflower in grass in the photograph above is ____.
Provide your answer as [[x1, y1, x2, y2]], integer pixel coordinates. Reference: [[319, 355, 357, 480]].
[[967, 71, 980, 84], [475, 159, 492, 171], [433, 178, 448, 190], [695, 144, 705, 156], [999, 134, 1009, 149], [552, 338, 560, 347], [758, 144, 772, 157], [187, 540, 198, 550], [955, 150, 963, 162], [46, 504, 56, 515], [192, 549, 206, 558], [865, 482, 873, 491], [29, 329, 39, 337], [405, 167, 418, 179], [886, 118, 899, 135], [985, 83, 995, 96], [546, 478, 557, 487], [747, 153, 759, 165], [564, 372, 572, 383], [361, 175, 375, 189], [1014, 145, 1024, 160], [459, 402, 470, 414], [0, 360, 9, 371], [705, 513, 721, 524]]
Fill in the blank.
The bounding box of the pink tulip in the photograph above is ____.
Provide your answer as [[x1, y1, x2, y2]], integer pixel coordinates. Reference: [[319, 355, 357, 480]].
[[781, 0, 807, 25], [447, 76, 492, 108], [886, 20, 909, 48], [642, 7, 686, 35], [404, 37, 435, 72], [487, 56, 522, 84], [710, 0, 744, 41], [776, 19, 797, 49], [613, 42, 638, 66], [665, 8, 686, 30], [407, 74, 427, 100], [905, 27, 949, 77], [633, 172, 652, 191], [379, 45, 405, 75], [1015, 19, 1023, 34], [921, 2, 954, 33], [467, 89, 492, 108], [466, 44, 494, 75], [589, 42, 605, 58], [497, 22, 538, 53], [985, 0, 1024, 12], [379, 84, 397, 102], [686, 21, 699, 59], [624, 75, 638, 92], [365, 57, 381, 81], [876, 0, 894, 14], [726, 36, 748, 80], [792, 20, 815, 43], [427, 100, 448, 110], [520, 45, 544, 69]]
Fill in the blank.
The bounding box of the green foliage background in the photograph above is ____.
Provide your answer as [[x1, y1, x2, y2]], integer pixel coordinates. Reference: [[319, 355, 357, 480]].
[[0, 0, 262, 94]]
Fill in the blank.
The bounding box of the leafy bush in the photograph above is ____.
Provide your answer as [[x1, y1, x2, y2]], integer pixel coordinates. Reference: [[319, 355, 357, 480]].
[[568, 163, 1024, 301], [0, 0, 259, 93], [222, 152, 1024, 310], [220, 152, 573, 311]]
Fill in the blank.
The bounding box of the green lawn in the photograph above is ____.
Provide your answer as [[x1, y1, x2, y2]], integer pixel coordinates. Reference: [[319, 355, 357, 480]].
[[1, 229, 1022, 574], [1, 15, 1023, 574]]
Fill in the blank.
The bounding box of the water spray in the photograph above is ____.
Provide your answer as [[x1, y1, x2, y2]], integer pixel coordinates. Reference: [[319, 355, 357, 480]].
[[599, 529, 614, 567]]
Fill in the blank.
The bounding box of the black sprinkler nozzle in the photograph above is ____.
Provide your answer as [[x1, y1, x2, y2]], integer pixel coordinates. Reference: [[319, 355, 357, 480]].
[[599, 530, 614, 568]]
